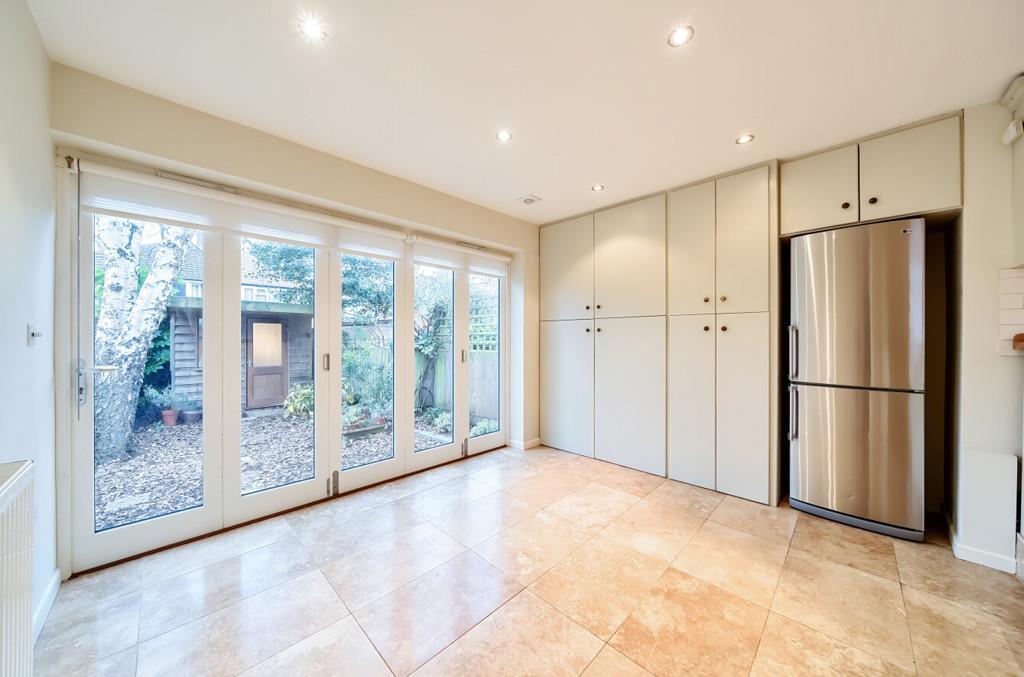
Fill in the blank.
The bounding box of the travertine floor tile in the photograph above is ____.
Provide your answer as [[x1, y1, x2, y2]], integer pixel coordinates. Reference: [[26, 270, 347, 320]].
[[469, 459, 542, 489], [43, 558, 146, 624], [530, 535, 667, 640], [790, 512, 898, 581], [557, 453, 613, 479], [672, 521, 787, 607], [610, 568, 767, 677], [136, 570, 347, 677], [894, 539, 1024, 628], [356, 551, 522, 676], [285, 487, 394, 534], [772, 550, 914, 671], [592, 463, 666, 498], [504, 466, 591, 507], [138, 517, 293, 585], [709, 495, 798, 545], [399, 475, 496, 520], [750, 613, 912, 676], [322, 522, 465, 610], [34, 592, 141, 676], [430, 490, 539, 547], [473, 510, 595, 585], [600, 498, 704, 563], [139, 536, 316, 640], [412, 591, 603, 677], [45, 646, 139, 677], [240, 616, 391, 677], [903, 585, 1024, 676], [646, 480, 724, 518], [582, 645, 651, 676], [290, 501, 425, 566], [544, 482, 640, 531]]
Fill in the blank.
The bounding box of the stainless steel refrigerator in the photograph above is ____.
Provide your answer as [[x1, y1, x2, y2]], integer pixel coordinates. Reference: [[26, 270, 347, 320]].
[[788, 218, 925, 541]]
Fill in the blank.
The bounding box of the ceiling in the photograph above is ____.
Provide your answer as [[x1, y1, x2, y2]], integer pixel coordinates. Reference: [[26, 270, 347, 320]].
[[29, 0, 1024, 224]]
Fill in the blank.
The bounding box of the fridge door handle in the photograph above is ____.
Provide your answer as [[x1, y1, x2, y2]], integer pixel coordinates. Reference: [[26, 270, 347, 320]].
[[788, 326, 798, 380], [788, 386, 798, 441]]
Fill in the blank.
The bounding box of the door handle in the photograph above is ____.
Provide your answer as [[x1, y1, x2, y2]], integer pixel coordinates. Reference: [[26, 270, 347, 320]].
[[788, 386, 798, 441], [788, 326, 798, 379]]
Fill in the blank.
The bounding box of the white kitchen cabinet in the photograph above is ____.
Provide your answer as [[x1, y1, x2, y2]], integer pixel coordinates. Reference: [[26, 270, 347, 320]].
[[540, 320, 594, 456], [594, 194, 666, 318], [668, 314, 716, 488], [716, 167, 770, 314], [540, 214, 594, 321], [781, 145, 859, 235], [594, 316, 666, 475], [668, 181, 716, 315], [859, 116, 961, 221], [715, 312, 769, 503]]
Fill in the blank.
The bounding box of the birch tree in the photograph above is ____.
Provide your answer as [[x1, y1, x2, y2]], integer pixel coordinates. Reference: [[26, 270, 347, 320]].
[[93, 217, 193, 462]]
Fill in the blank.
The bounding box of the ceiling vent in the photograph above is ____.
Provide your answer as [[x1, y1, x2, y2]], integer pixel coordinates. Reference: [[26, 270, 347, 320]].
[[518, 194, 543, 205]]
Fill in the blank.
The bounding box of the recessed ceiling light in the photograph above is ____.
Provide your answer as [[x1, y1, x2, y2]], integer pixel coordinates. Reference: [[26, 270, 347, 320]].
[[299, 12, 327, 43], [591, 184, 605, 192], [735, 133, 756, 145], [667, 25, 695, 48], [496, 129, 513, 144]]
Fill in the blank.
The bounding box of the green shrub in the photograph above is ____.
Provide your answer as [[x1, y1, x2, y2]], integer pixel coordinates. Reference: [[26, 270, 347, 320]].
[[470, 418, 499, 437], [284, 382, 314, 417]]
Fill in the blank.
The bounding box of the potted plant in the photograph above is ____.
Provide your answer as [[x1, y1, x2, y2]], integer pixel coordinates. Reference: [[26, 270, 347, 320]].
[[144, 386, 178, 426], [180, 400, 203, 424]]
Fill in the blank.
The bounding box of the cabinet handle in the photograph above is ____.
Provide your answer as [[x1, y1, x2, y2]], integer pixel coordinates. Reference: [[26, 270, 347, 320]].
[[703, 326, 710, 332], [585, 328, 591, 333], [586, 305, 590, 310], [720, 326, 728, 332], [841, 201, 850, 209], [596, 327, 602, 332], [720, 295, 727, 302], [596, 304, 602, 309], [868, 196, 878, 205], [703, 296, 710, 303]]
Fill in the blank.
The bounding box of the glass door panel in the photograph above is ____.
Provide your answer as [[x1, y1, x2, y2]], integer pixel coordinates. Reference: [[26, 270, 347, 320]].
[[73, 214, 223, 571], [468, 273, 507, 453], [413, 264, 455, 452], [239, 238, 316, 495], [341, 254, 396, 470]]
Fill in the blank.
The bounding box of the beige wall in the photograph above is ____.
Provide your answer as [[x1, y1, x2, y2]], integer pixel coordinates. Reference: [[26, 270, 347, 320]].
[[955, 102, 1023, 569], [1, 0, 58, 635], [49, 64, 540, 448]]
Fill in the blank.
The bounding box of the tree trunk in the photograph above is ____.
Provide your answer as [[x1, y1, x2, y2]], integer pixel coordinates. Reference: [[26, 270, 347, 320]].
[[93, 220, 193, 463]]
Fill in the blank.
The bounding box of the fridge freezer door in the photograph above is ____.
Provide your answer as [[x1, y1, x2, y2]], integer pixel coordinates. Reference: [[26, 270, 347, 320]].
[[790, 218, 925, 391], [790, 384, 924, 531]]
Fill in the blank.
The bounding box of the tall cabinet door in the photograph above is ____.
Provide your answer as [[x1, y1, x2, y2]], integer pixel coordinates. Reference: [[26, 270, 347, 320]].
[[716, 167, 769, 314], [716, 312, 769, 503], [540, 320, 594, 456], [595, 316, 666, 475], [668, 181, 716, 315], [594, 195, 666, 318], [668, 315, 716, 488], [541, 214, 594, 321]]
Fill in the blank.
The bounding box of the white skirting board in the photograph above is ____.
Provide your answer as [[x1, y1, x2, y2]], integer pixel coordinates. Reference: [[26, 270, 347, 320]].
[[510, 438, 541, 450], [33, 568, 61, 643], [945, 510, 1018, 574]]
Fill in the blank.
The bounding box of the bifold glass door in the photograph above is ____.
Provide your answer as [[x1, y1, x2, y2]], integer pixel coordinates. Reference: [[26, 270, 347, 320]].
[[73, 209, 507, 570]]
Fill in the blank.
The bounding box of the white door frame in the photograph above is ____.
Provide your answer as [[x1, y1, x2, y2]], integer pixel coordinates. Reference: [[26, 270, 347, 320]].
[[467, 269, 509, 455], [70, 217, 225, 572]]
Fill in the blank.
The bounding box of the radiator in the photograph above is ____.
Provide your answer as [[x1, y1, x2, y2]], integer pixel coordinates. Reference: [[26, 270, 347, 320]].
[[0, 461, 33, 677]]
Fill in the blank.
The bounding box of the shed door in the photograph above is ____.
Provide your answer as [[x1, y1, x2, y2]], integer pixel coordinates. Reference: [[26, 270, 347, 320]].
[[246, 318, 288, 408]]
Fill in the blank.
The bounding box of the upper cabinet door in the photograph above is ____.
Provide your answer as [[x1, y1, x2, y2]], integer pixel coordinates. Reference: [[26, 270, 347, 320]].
[[668, 181, 716, 315], [716, 167, 770, 314], [594, 194, 666, 318], [860, 117, 961, 221], [540, 214, 594, 321], [780, 145, 859, 235]]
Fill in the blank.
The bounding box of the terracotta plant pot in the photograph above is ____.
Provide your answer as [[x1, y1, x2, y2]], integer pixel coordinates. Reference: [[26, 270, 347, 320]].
[[161, 409, 179, 426]]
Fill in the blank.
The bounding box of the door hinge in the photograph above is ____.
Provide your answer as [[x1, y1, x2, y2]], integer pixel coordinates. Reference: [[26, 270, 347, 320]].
[[331, 470, 340, 496], [461, 438, 468, 456]]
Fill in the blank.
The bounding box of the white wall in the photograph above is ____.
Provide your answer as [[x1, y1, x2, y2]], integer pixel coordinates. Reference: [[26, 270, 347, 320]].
[[48, 63, 541, 450], [954, 102, 1024, 571], [1, 0, 59, 636]]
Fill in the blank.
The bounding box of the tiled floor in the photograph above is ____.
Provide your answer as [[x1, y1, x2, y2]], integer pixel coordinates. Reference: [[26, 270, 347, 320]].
[[36, 447, 1024, 676]]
